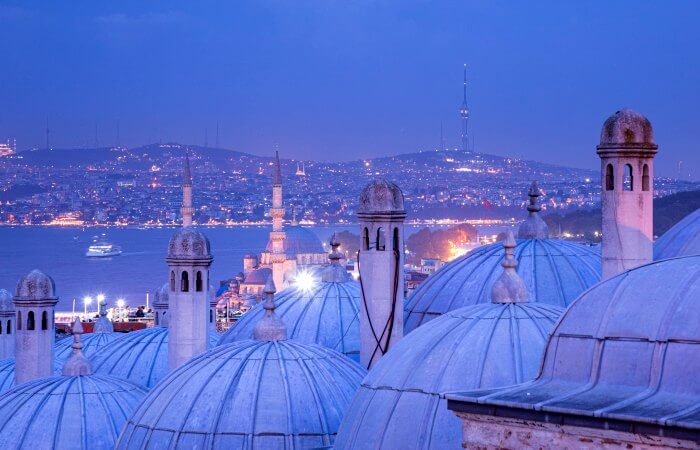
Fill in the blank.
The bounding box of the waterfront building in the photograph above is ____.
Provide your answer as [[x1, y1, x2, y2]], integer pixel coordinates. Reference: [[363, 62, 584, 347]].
[[116, 277, 366, 449], [218, 234, 361, 361], [335, 232, 563, 450], [403, 182, 601, 333]]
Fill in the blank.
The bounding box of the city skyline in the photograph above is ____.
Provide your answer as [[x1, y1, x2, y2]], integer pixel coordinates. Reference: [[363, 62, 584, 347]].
[[0, 2, 698, 179]]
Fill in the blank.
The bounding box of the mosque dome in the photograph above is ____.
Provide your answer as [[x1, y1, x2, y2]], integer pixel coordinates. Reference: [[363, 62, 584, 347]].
[[0, 359, 61, 395], [0, 321, 147, 450], [0, 289, 13, 311], [117, 277, 365, 449], [90, 327, 220, 389], [451, 256, 700, 430], [219, 235, 361, 360], [654, 208, 700, 260], [598, 108, 657, 149], [167, 228, 211, 259], [264, 225, 324, 255], [335, 234, 563, 450], [54, 332, 123, 371], [14, 269, 56, 301], [358, 178, 405, 214], [243, 267, 272, 285], [404, 239, 600, 332]]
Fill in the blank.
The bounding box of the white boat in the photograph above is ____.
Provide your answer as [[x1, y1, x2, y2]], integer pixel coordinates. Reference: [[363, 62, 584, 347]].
[[86, 242, 122, 257]]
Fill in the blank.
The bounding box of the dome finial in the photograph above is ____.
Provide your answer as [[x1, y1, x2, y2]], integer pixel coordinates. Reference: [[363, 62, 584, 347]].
[[491, 231, 528, 304], [62, 317, 93, 376], [253, 276, 287, 341], [322, 233, 350, 282], [329, 233, 342, 264], [93, 298, 114, 333], [517, 181, 549, 239]]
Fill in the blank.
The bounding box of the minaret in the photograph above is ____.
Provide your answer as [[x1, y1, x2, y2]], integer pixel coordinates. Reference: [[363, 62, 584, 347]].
[[269, 147, 287, 290], [357, 179, 406, 369], [0, 290, 15, 359], [153, 283, 169, 328], [181, 150, 194, 227], [92, 297, 114, 333], [13, 270, 58, 384], [597, 109, 658, 279], [167, 228, 213, 370], [517, 181, 549, 240], [252, 277, 287, 341], [459, 64, 470, 153], [61, 318, 92, 376]]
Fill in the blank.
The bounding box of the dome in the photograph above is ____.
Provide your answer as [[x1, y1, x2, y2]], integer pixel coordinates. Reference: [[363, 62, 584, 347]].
[[0, 358, 62, 395], [404, 239, 600, 332], [54, 332, 123, 371], [218, 274, 361, 361], [450, 256, 700, 431], [335, 233, 563, 450], [264, 225, 324, 255], [243, 267, 272, 285], [153, 283, 169, 308], [14, 269, 56, 301], [0, 289, 13, 312], [117, 339, 365, 449], [598, 108, 657, 149], [0, 374, 146, 449], [654, 208, 700, 260], [167, 227, 211, 259], [358, 178, 405, 214], [90, 327, 220, 389]]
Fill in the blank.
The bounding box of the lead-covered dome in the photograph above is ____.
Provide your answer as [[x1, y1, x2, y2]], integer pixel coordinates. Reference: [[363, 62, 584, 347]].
[[264, 225, 324, 255], [167, 228, 211, 259], [0, 374, 146, 449], [451, 256, 700, 431], [404, 239, 600, 332], [0, 289, 13, 311], [358, 179, 405, 213], [654, 208, 700, 260], [14, 269, 56, 301], [598, 108, 657, 149], [335, 234, 563, 450], [55, 332, 123, 371], [90, 327, 219, 389], [220, 237, 361, 360]]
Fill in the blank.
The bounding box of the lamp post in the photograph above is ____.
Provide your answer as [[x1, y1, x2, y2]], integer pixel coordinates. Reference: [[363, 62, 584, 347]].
[[83, 296, 92, 318], [117, 299, 125, 322]]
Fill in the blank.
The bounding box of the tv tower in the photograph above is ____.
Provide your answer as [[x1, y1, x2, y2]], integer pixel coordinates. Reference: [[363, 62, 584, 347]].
[[459, 64, 470, 153]]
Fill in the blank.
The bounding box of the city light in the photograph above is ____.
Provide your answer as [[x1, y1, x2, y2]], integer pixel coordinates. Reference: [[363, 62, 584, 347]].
[[293, 270, 317, 293], [96, 293, 105, 302], [83, 296, 92, 316], [117, 299, 125, 308]]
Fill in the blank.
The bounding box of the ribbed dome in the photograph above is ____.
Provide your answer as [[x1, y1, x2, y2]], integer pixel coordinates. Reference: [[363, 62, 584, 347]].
[[218, 277, 361, 361], [117, 339, 366, 449], [358, 178, 405, 213], [598, 108, 657, 148], [264, 225, 324, 255], [404, 239, 600, 332], [0, 374, 146, 450], [167, 228, 211, 259], [54, 332, 123, 371], [90, 327, 219, 389], [0, 357, 62, 395], [452, 256, 700, 430], [0, 289, 12, 311], [335, 301, 563, 450], [654, 208, 700, 260]]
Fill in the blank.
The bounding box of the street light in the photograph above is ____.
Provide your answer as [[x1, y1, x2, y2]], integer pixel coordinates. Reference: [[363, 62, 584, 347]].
[[117, 298, 125, 322], [96, 293, 105, 303], [83, 296, 92, 317]]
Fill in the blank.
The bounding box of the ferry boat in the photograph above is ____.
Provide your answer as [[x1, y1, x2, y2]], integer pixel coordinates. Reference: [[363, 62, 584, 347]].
[[86, 242, 122, 257]]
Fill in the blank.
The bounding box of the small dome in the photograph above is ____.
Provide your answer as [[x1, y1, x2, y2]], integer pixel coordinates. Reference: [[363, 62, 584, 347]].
[[654, 208, 700, 260], [117, 340, 366, 449], [54, 332, 123, 371], [453, 256, 700, 429], [358, 179, 405, 213], [218, 276, 361, 361], [0, 374, 146, 450], [335, 301, 563, 450], [404, 239, 600, 332], [153, 283, 169, 308], [167, 228, 211, 259], [598, 108, 657, 148], [0, 289, 13, 312], [264, 225, 324, 255], [14, 269, 56, 301], [90, 327, 219, 389], [243, 267, 272, 285], [0, 358, 62, 396]]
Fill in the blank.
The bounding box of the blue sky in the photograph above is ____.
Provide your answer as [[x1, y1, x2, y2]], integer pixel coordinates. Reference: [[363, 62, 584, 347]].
[[0, 1, 698, 178]]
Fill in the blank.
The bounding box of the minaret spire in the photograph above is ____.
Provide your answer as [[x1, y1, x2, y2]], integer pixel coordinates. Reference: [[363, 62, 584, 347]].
[[181, 150, 194, 227], [270, 145, 287, 289], [459, 64, 470, 153]]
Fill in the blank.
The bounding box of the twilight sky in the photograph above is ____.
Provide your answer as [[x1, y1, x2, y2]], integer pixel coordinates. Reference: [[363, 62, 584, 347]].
[[0, 1, 698, 178]]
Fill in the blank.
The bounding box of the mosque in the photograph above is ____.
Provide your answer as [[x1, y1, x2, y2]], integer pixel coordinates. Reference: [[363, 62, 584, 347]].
[[0, 108, 697, 449]]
